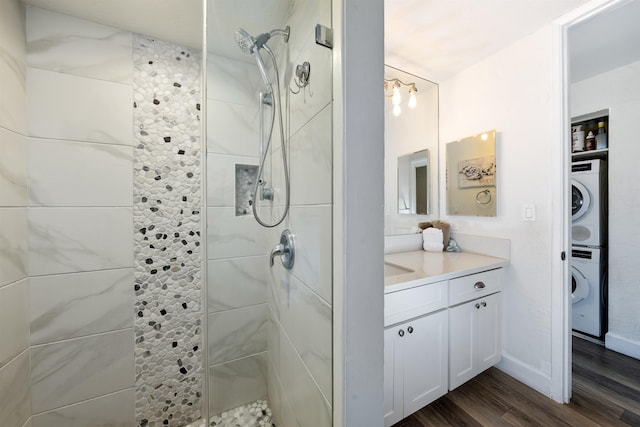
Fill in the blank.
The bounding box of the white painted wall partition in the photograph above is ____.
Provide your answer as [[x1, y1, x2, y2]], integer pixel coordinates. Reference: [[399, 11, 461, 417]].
[[333, 0, 385, 425]]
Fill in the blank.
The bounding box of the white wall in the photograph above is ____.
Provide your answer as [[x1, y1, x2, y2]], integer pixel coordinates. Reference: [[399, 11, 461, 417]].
[[0, 1, 31, 426], [439, 26, 558, 395], [572, 60, 640, 358], [336, 0, 385, 425]]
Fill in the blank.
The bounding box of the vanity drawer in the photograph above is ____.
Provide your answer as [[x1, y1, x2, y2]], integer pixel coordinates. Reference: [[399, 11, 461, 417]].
[[385, 280, 448, 327], [449, 269, 502, 306]]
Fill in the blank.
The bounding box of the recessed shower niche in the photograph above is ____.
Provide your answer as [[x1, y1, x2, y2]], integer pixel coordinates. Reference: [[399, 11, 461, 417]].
[[235, 164, 259, 216]]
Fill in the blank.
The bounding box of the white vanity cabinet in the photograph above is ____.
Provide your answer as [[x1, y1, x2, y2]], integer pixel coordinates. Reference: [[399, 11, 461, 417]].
[[383, 281, 449, 427], [448, 269, 503, 390], [383, 249, 507, 426]]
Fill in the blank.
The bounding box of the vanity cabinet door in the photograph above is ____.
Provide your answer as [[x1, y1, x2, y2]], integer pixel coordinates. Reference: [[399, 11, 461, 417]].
[[477, 292, 502, 372], [402, 310, 449, 417], [384, 310, 449, 427], [449, 292, 502, 390], [384, 324, 404, 427], [449, 298, 476, 390]]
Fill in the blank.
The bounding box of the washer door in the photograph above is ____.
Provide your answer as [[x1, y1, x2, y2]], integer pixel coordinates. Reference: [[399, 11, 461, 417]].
[[572, 180, 591, 221], [571, 266, 590, 304]]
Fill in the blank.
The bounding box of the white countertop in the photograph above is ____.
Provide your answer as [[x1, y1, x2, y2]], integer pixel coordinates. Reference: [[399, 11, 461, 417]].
[[384, 250, 509, 294]]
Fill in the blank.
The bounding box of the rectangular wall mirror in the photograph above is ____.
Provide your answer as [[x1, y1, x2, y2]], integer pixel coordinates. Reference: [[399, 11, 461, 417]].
[[384, 65, 439, 235], [446, 130, 497, 217]]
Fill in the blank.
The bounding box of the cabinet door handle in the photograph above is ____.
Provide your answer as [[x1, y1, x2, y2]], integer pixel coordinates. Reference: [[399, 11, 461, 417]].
[[474, 281, 486, 289], [407, 326, 414, 334], [475, 303, 481, 309], [481, 301, 487, 307], [398, 329, 405, 337]]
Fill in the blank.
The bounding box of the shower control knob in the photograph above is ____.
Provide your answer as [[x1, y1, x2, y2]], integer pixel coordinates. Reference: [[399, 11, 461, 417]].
[[261, 186, 274, 201], [270, 229, 295, 270]]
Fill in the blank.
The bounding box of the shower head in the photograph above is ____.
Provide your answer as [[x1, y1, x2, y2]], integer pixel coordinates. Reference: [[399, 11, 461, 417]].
[[235, 26, 290, 54], [235, 28, 256, 54], [234, 27, 290, 92]]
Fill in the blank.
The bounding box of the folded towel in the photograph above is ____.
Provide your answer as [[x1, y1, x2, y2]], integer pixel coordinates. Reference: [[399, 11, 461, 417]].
[[423, 228, 444, 252], [431, 220, 451, 249]]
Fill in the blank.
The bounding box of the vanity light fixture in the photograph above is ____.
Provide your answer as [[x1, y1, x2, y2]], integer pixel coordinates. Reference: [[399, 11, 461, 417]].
[[384, 78, 418, 117]]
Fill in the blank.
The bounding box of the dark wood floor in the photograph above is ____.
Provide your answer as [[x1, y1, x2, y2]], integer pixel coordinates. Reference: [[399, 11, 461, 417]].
[[394, 336, 640, 426]]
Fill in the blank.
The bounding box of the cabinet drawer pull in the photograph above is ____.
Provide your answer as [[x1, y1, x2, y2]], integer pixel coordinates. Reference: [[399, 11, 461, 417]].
[[474, 281, 486, 289], [407, 326, 414, 334], [398, 329, 405, 337], [475, 303, 481, 309], [481, 301, 487, 307]]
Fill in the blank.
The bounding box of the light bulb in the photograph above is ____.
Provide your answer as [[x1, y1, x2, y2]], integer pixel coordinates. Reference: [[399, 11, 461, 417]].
[[393, 104, 401, 117], [392, 85, 401, 106], [408, 91, 417, 109]]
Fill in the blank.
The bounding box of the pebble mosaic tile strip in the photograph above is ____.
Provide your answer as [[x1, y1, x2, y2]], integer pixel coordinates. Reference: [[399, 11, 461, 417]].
[[133, 34, 203, 427]]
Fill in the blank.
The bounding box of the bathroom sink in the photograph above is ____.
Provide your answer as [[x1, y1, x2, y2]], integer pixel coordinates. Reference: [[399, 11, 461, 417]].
[[384, 262, 414, 277]]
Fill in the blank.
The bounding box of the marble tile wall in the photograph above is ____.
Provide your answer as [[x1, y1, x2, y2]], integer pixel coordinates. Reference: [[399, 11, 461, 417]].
[[0, 1, 31, 426], [24, 7, 136, 425], [0, 350, 31, 427], [206, 53, 270, 415], [265, 0, 334, 424], [205, 0, 333, 422], [30, 329, 135, 413], [25, 8, 206, 427], [208, 353, 268, 416], [0, 0, 27, 134], [31, 389, 135, 427]]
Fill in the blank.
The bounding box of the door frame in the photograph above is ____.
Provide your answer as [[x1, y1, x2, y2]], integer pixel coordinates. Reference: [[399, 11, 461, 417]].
[[551, 0, 634, 403]]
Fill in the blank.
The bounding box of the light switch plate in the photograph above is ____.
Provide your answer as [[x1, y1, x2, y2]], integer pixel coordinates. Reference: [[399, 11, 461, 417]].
[[523, 204, 536, 221]]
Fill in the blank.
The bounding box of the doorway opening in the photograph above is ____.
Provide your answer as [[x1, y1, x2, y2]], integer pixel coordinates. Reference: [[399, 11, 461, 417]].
[[557, 0, 640, 412]]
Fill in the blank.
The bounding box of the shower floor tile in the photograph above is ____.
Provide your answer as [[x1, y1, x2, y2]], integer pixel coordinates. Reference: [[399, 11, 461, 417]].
[[183, 400, 275, 427]]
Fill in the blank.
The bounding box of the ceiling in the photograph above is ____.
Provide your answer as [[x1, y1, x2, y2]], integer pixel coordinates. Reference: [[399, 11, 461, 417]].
[[385, 0, 589, 83], [569, 0, 640, 82], [21, 0, 640, 83]]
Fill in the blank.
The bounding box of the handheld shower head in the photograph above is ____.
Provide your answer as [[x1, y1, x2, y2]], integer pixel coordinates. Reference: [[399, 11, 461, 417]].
[[235, 28, 255, 54], [235, 26, 290, 53], [234, 26, 290, 92], [234, 26, 291, 228], [235, 28, 272, 90]]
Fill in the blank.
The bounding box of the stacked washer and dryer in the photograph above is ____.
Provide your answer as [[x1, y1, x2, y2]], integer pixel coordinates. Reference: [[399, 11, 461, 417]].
[[571, 159, 608, 338]]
